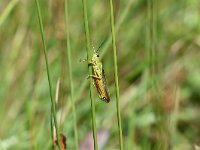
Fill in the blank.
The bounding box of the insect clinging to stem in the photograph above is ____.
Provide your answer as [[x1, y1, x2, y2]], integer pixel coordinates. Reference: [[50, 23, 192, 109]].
[[87, 40, 111, 103]]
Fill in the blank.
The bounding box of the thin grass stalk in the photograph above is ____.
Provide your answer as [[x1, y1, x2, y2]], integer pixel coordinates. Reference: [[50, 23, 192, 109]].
[[52, 79, 60, 150], [147, 0, 158, 83], [64, 0, 79, 149], [35, 0, 61, 149], [147, 0, 168, 149], [0, 0, 20, 27], [168, 85, 178, 149], [145, 3, 152, 144], [109, 0, 124, 149], [81, 0, 98, 149], [51, 112, 55, 149]]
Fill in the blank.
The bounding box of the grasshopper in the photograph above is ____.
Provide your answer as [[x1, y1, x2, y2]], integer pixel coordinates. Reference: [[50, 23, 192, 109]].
[[88, 44, 110, 103]]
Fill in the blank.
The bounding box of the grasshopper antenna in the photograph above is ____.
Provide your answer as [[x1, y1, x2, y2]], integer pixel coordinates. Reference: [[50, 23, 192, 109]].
[[96, 38, 107, 52], [91, 40, 96, 53]]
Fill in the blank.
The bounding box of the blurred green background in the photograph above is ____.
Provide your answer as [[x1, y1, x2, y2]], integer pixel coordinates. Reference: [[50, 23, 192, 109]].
[[0, 0, 200, 149]]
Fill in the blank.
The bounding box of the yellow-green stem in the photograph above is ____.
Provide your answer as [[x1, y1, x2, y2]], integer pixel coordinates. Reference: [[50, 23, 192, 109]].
[[109, 0, 124, 149], [35, 0, 61, 149], [82, 0, 98, 149]]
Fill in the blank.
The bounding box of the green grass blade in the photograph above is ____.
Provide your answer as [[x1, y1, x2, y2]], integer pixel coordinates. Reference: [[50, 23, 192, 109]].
[[64, 0, 79, 149], [81, 0, 98, 149], [0, 0, 20, 27], [35, 0, 61, 149], [109, 0, 124, 149]]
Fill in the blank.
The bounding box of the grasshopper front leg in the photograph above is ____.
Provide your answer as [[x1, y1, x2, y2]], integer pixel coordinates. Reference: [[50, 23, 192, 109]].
[[87, 75, 101, 80], [88, 60, 96, 66], [80, 59, 96, 66]]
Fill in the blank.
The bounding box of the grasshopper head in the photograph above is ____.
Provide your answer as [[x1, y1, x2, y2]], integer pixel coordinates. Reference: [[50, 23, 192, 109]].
[[91, 39, 105, 62], [91, 50, 100, 63]]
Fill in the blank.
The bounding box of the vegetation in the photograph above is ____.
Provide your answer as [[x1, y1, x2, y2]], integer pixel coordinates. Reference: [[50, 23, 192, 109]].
[[0, 0, 200, 149]]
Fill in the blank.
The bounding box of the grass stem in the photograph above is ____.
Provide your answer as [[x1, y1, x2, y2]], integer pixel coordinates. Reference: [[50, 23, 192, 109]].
[[35, 0, 61, 149], [81, 0, 98, 149], [109, 0, 124, 149], [0, 0, 19, 27]]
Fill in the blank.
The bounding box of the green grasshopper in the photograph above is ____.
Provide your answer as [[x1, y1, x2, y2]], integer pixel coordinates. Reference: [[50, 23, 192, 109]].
[[88, 47, 110, 103]]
